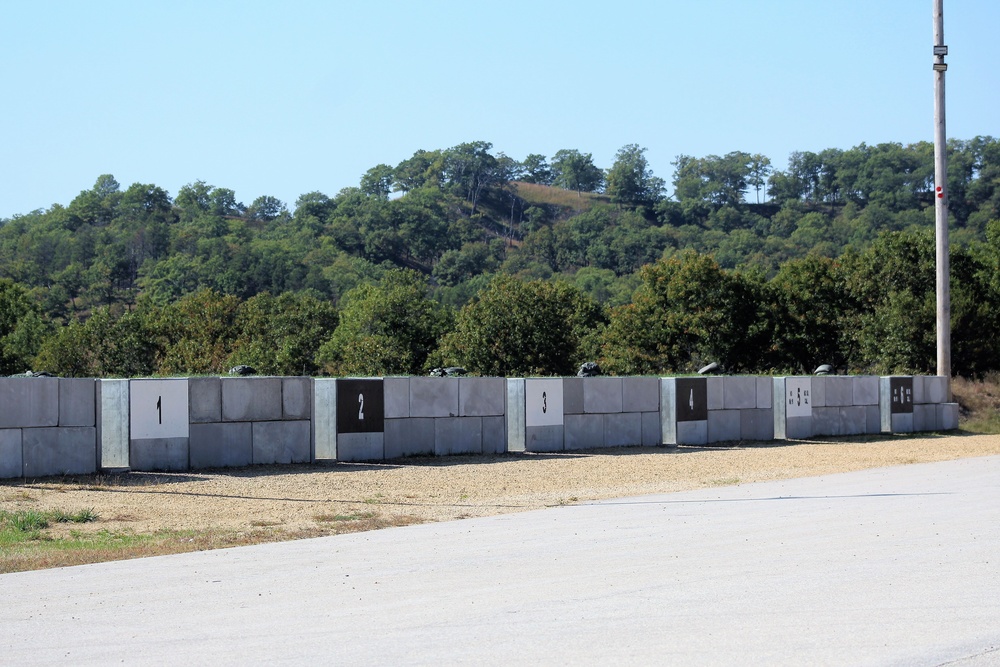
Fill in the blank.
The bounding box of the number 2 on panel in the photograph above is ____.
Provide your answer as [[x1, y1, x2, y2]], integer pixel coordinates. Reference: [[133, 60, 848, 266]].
[[358, 393, 365, 420]]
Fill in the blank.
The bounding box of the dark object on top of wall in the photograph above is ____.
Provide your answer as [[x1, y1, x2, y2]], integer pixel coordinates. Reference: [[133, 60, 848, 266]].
[[577, 362, 602, 377], [228, 365, 258, 376], [814, 364, 834, 376], [429, 367, 467, 377], [10, 370, 55, 378]]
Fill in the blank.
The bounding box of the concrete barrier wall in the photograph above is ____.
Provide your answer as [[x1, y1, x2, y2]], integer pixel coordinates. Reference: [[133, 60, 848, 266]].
[[0, 374, 961, 478], [0, 377, 98, 478], [662, 376, 773, 446]]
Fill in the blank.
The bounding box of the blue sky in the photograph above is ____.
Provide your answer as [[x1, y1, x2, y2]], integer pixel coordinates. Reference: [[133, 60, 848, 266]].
[[2, 1, 997, 219]]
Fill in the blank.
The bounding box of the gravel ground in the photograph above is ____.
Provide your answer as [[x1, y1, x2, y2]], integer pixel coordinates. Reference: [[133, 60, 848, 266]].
[[3, 433, 1000, 541]]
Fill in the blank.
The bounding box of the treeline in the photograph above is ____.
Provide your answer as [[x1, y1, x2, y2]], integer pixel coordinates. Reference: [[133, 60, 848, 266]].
[[0, 137, 999, 378]]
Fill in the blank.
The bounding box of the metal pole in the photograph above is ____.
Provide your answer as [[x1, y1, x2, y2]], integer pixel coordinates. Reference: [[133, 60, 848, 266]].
[[933, 0, 951, 396]]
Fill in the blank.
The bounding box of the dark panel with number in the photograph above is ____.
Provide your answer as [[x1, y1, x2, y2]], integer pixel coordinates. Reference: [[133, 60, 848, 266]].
[[336, 379, 385, 433], [889, 377, 914, 414], [676, 377, 708, 422]]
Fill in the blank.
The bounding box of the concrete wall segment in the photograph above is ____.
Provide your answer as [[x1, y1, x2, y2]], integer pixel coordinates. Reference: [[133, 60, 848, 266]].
[[130, 437, 189, 472], [583, 377, 623, 414], [622, 377, 659, 413], [723, 376, 757, 410], [435, 417, 483, 456], [189, 377, 222, 423], [605, 412, 642, 447], [222, 377, 282, 422], [282, 378, 312, 420], [384, 418, 435, 459], [22, 427, 97, 477], [252, 420, 311, 464], [189, 422, 252, 469], [0, 429, 22, 478], [458, 377, 505, 417], [383, 377, 410, 419], [409, 377, 459, 418], [58, 378, 96, 427], [0, 377, 58, 428]]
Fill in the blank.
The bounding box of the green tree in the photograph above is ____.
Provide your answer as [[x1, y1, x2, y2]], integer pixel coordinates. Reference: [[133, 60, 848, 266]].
[[33, 308, 156, 378], [551, 149, 604, 195], [315, 269, 451, 375], [605, 144, 665, 208], [440, 274, 604, 376], [0, 279, 51, 375]]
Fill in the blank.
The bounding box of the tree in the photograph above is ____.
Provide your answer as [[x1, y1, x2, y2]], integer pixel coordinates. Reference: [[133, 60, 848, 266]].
[[33, 307, 156, 378], [599, 251, 770, 374], [0, 279, 51, 375], [520, 154, 554, 185], [551, 149, 604, 195], [748, 154, 772, 204], [360, 164, 395, 200], [315, 269, 452, 375], [440, 274, 604, 376], [605, 144, 665, 208]]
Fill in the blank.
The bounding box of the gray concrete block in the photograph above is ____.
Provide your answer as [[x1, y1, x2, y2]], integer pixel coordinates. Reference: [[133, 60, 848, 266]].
[[865, 405, 882, 434], [130, 437, 189, 472], [22, 427, 97, 477], [740, 409, 774, 442], [564, 414, 604, 451], [409, 377, 459, 418], [189, 377, 222, 423], [890, 413, 914, 434], [913, 404, 940, 433], [282, 378, 312, 420], [0, 429, 22, 478], [785, 416, 814, 440], [506, 379, 526, 453], [812, 407, 843, 437], [189, 422, 252, 469], [622, 377, 659, 413], [840, 406, 866, 436], [641, 411, 661, 446], [482, 416, 506, 455], [923, 376, 949, 404], [59, 378, 96, 427], [676, 420, 708, 446], [383, 377, 410, 419], [660, 378, 677, 445], [313, 379, 336, 460], [526, 425, 564, 453], [773, 378, 787, 440], [222, 377, 282, 422], [253, 420, 311, 464], [825, 377, 853, 407], [723, 376, 757, 410], [811, 376, 827, 408], [583, 377, 623, 414], [605, 412, 642, 447], [384, 418, 435, 459], [99, 379, 129, 470], [0, 377, 58, 428], [562, 378, 584, 415], [911, 375, 926, 405], [851, 376, 879, 406], [756, 377, 772, 409], [459, 377, 505, 417], [708, 410, 741, 443], [337, 432, 384, 462], [939, 403, 959, 431], [707, 377, 724, 410], [435, 417, 483, 456]]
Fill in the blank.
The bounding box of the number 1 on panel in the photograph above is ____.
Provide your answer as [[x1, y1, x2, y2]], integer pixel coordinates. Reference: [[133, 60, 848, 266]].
[[156, 396, 162, 425]]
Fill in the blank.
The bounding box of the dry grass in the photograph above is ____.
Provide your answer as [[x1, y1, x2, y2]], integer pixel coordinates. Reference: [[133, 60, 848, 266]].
[[512, 182, 610, 215], [953, 374, 1000, 434]]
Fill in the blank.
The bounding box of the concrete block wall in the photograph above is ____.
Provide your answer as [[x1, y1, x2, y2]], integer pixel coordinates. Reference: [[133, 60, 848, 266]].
[[183, 376, 312, 470], [775, 376, 882, 440], [0, 377, 98, 478], [880, 376, 958, 433], [663, 376, 772, 446]]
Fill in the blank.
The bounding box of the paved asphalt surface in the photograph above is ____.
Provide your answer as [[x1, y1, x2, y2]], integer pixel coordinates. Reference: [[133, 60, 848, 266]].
[[2, 456, 1000, 666]]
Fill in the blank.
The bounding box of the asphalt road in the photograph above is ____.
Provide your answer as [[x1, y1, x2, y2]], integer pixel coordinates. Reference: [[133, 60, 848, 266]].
[[3, 456, 1000, 666]]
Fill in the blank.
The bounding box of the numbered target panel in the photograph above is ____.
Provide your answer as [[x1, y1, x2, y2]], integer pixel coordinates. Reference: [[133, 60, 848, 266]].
[[889, 377, 914, 414], [130, 379, 190, 440], [675, 377, 708, 422], [785, 377, 813, 418], [336, 379, 384, 434], [525, 378, 564, 427]]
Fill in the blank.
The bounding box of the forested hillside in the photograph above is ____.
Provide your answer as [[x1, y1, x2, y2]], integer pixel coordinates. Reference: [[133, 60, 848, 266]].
[[1, 137, 999, 379]]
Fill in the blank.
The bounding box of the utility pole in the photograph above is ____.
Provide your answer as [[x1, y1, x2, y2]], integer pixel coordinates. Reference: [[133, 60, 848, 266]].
[[933, 0, 951, 396]]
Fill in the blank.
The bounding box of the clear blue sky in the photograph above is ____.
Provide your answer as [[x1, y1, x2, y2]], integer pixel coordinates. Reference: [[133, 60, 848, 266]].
[[2, 0, 997, 219]]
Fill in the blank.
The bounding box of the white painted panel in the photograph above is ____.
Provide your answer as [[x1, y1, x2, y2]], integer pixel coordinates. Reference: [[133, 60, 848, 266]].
[[130, 379, 189, 440], [785, 377, 813, 418], [525, 379, 564, 427]]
